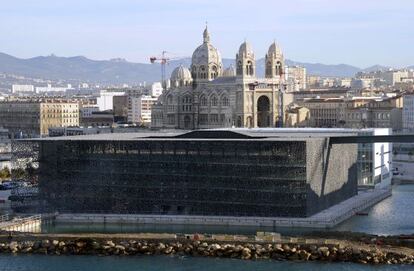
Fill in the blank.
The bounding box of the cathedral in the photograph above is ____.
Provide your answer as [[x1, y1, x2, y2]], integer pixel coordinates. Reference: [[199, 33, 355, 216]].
[[151, 27, 291, 129]]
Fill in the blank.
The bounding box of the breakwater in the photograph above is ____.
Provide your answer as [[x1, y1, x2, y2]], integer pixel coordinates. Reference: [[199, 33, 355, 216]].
[[0, 233, 413, 265]]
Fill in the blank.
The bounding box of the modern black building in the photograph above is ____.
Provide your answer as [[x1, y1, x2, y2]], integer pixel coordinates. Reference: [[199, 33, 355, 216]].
[[31, 129, 359, 218]]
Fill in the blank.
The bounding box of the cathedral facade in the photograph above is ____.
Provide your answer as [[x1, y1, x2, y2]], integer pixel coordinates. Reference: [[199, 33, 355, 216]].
[[151, 27, 289, 129]]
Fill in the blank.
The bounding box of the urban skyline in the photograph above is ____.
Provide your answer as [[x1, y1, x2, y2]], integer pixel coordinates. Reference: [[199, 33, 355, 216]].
[[1, 0, 413, 67]]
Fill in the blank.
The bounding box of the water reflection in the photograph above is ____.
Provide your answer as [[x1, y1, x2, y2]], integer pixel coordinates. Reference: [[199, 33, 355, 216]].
[[335, 184, 414, 235]]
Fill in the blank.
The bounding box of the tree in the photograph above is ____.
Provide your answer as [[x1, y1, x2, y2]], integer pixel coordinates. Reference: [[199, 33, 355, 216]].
[[11, 167, 25, 179], [25, 163, 37, 183], [0, 167, 11, 180]]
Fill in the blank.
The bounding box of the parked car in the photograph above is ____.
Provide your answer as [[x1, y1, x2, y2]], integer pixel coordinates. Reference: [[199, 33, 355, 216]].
[[0, 182, 15, 190], [0, 181, 27, 190]]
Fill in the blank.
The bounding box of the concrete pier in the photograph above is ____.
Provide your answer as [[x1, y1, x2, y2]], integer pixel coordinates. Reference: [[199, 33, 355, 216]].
[[56, 188, 392, 229], [0, 215, 45, 233], [392, 176, 414, 185]]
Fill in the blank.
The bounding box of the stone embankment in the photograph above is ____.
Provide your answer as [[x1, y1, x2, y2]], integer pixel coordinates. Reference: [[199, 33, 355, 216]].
[[0, 237, 413, 265]]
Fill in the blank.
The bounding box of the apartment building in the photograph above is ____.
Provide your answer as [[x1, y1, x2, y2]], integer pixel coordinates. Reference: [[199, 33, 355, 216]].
[[0, 99, 79, 137]]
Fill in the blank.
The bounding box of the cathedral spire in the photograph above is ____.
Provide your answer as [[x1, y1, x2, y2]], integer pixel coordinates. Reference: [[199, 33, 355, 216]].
[[203, 24, 210, 43]]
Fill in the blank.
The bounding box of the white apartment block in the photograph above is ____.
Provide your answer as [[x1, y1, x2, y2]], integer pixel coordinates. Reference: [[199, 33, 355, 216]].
[[319, 78, 335, 87], [403, 94, 414, 131], [96, 90, 126, 111], [35, 84, 69, 93], [285, 66, 307, 91], [336, 78, 352, 88], [11, 84, 35, 93], [0, 128, 11, 170], [128, 95, 158, 125], [382, 70, 410, 86], [150, 82, 163, 97], [351, 78, 375, 89]]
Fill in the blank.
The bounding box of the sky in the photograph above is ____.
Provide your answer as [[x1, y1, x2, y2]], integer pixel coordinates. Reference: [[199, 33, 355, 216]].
[[1, 0, 413, 68]]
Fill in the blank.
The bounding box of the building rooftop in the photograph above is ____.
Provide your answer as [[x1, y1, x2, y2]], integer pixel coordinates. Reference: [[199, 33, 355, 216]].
[[21, 128, 386, 142]]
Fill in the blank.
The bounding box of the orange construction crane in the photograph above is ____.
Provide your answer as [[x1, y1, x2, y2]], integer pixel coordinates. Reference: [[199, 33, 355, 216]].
[[150, 51, 182, 89]]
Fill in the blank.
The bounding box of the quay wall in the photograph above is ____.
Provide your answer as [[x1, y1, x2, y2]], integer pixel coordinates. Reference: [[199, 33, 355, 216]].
[[55, 187, 392, 229]]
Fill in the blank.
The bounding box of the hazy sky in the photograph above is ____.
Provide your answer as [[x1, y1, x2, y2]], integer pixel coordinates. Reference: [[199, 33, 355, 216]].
[[1, 0, 413, 68]]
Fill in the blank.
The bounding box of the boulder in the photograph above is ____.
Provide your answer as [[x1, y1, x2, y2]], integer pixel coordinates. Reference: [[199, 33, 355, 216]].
[[41, 240, 50, 248], [9, 241, 18, 252], [105, 240, 115, 248], [318, 246, 330, 257]]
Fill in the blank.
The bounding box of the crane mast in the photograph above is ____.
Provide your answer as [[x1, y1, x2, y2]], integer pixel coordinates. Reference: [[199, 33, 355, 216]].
[[150, 51, 169, 90]]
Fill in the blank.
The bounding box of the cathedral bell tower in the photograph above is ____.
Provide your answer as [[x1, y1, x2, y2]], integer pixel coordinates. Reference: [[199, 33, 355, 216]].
[[236, 41, 256, 82], [265, 42, 285, 79]]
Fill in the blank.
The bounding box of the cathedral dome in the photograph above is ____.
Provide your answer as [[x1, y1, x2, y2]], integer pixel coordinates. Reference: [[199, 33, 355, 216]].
[[170, 65, 192, 82], [268, 42, 283, 57], [191, 27, 222, 81], [238, 41, 254, 58], [223, 65, 236, 77], [170, 65, 192, 87], [191, 43, 222, 66]]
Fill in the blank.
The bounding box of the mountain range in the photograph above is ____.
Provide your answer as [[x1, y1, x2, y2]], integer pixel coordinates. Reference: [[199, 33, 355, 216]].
[[0, 52, 411, 85]]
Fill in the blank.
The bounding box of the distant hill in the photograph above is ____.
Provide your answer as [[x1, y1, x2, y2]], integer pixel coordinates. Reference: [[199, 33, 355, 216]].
[[362, 65, 391, 72], [0, 52, 161, 84], [0, 52, 408, 84]]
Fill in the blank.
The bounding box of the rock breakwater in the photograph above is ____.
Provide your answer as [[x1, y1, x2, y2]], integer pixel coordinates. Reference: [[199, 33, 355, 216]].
[[0, 238, 413, 265]]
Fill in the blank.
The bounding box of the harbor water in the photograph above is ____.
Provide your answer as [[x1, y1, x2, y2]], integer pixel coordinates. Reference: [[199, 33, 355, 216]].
[[0, 255, 412, 271]]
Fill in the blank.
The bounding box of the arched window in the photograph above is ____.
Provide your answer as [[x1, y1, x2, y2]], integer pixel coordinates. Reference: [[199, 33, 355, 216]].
[[246, 61, 253, 76], [182, 95, 192, 112], [199, 66, 206, 79], [237, 116, 242, 127], [266, 61, 272, 77], [210, 95, 218, 107], [237, 61, 243, 75], [191, 66, 197, 79], [200, 95, 207, 106], [275, 61, 282, 76], [211, 65, 218, 79], [167, 95, 173, 105], [221, 96, 229, 107], [182, 96, 192, 104]]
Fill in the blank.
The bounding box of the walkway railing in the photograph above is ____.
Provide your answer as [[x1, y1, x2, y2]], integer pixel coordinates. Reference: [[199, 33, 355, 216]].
[[0, 214, 10, 223]]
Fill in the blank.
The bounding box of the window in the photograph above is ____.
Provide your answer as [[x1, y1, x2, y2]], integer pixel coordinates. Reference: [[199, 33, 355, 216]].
[[221, 96, 229, 107], [200, 95, 207, 106], [210, 95, 218, 107], [167, 114, 175, 125], [237, 61, 243, 75], [167, 95, 173, 105], [246, 61, 253, 76], [199, 66, 206, 79], [266, 62, 272, 77], [210, 114, 218, 123], [199, 114, 208, 124], [182, 96, 192, 104], [275, 61, 282, 76], [182, 95, 192, 112], [211, 65, 218, 79]]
